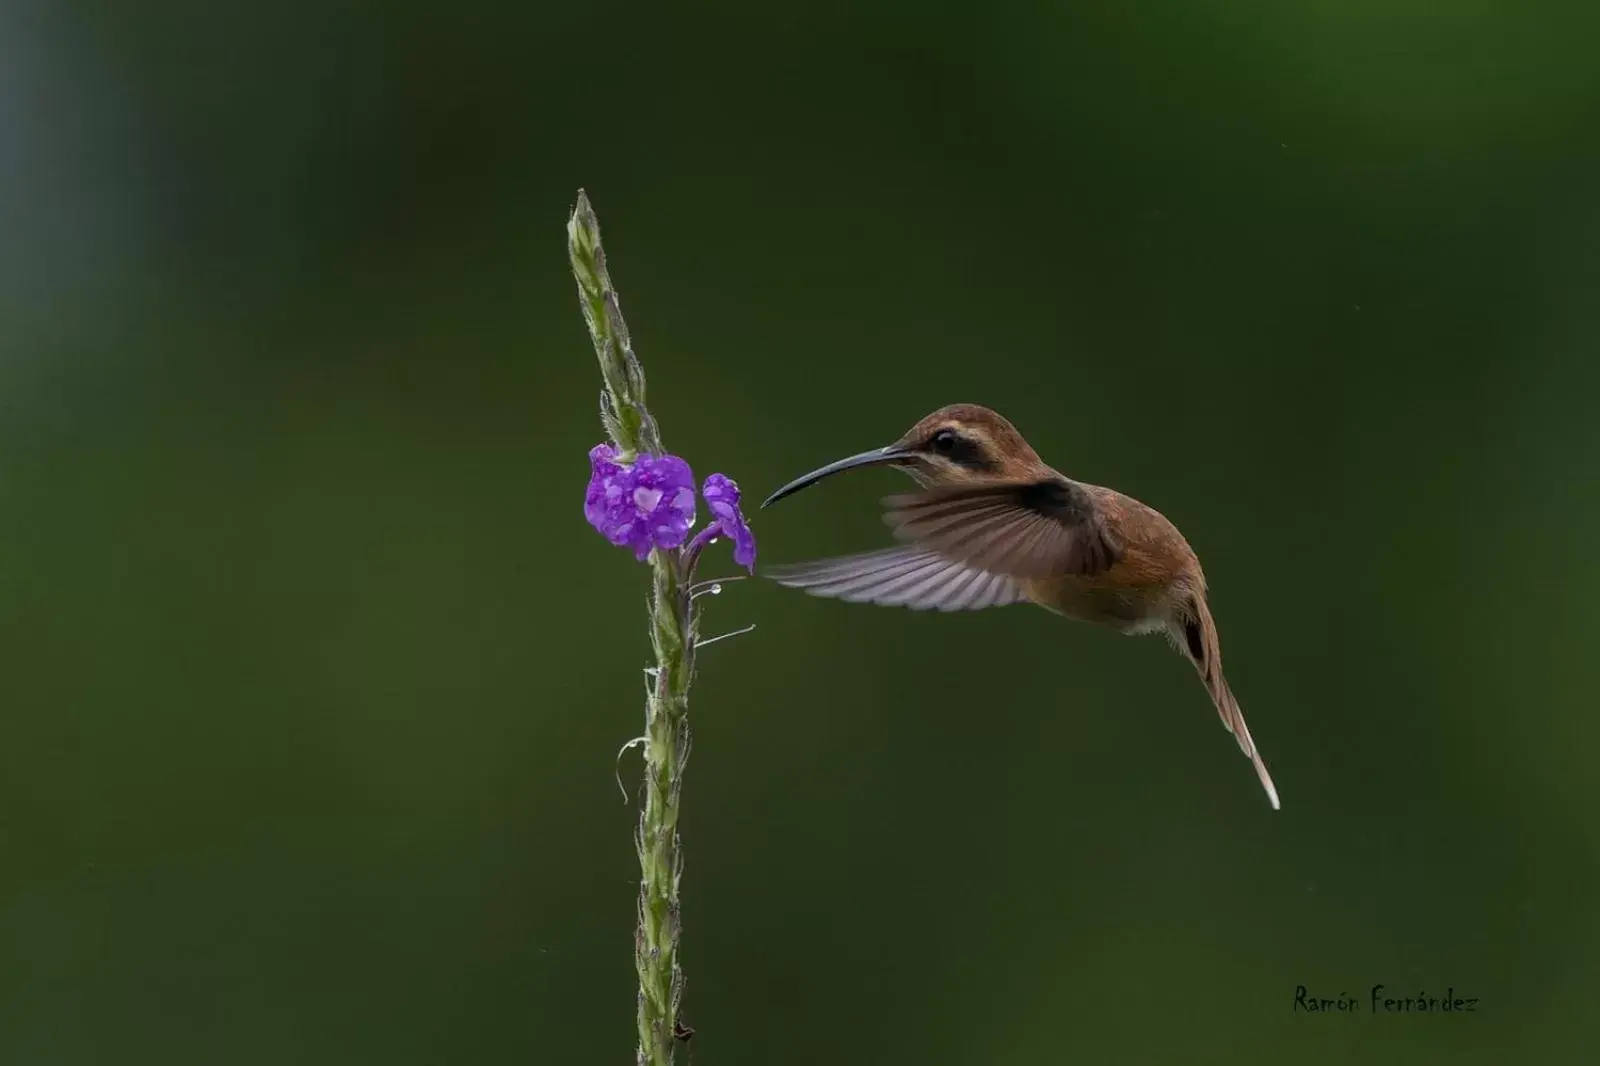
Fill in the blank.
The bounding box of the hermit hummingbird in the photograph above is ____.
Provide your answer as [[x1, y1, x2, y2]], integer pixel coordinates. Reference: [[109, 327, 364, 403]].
[[761, 403, 1281, 809]]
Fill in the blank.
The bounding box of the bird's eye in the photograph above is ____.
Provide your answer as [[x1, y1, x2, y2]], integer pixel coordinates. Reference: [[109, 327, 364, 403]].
[[930, 429, 957, 453]]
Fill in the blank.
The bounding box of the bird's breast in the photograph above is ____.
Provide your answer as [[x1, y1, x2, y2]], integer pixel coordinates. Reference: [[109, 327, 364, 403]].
[[1022, 487, 1202, 631], [1024, 573, 1178, 632]]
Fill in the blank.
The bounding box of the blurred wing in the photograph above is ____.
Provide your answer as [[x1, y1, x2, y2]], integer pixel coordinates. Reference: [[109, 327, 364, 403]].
[[763, 547, 1028, 612], [882, 479, 1121, 579]]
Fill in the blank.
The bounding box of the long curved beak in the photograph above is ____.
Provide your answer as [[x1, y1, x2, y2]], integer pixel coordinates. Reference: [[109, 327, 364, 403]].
[[761, 445, 912, 508]]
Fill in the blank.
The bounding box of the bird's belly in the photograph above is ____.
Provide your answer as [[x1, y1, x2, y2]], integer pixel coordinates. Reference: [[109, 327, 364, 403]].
[[1025, 575, 1176, 634]]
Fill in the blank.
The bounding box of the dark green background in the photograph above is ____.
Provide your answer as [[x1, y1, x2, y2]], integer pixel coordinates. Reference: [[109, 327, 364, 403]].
[[4, 2, 1597, 1062]]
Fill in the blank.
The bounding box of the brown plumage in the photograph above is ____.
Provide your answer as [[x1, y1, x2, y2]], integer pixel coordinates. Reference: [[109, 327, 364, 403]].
[[761, 403, 1281, 810]]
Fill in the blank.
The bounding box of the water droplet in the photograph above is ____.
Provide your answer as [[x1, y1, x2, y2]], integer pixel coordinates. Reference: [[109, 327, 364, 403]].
[[710, 584, 723, 595]]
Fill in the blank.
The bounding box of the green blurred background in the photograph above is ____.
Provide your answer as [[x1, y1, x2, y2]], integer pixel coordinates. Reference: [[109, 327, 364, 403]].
[[4, 1, 1598, 1062]]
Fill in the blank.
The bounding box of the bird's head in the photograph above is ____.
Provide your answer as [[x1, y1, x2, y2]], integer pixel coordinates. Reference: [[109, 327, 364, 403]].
[[762, 403, 1043, 507]]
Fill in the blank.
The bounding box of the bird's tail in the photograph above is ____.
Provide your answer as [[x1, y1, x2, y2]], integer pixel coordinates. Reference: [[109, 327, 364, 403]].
[[1175, 596, 1281, 810]]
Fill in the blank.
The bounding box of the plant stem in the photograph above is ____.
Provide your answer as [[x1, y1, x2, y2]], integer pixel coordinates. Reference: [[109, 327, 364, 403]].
[[638, 554, 694, 1066], [569, 189, 692, 1066], [568, 189, 661, 460]]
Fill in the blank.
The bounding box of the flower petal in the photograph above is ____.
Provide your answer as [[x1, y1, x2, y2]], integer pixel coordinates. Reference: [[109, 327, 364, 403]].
[[702, 473, 757, 572], [584, 445, 701, 559]]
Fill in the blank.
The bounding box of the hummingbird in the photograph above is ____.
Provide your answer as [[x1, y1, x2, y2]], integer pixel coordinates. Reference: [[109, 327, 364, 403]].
[[760, 403, 1280, 810]]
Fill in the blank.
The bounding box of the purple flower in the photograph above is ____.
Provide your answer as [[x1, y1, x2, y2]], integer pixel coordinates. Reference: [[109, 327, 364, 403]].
[[702, 473, 757, 572], [584, 443, 697, 560]]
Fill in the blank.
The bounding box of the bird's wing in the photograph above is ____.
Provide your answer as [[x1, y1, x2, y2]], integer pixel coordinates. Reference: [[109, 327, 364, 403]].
[[881, 478, 1122, 579], [763, 547, 1029, 612]]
